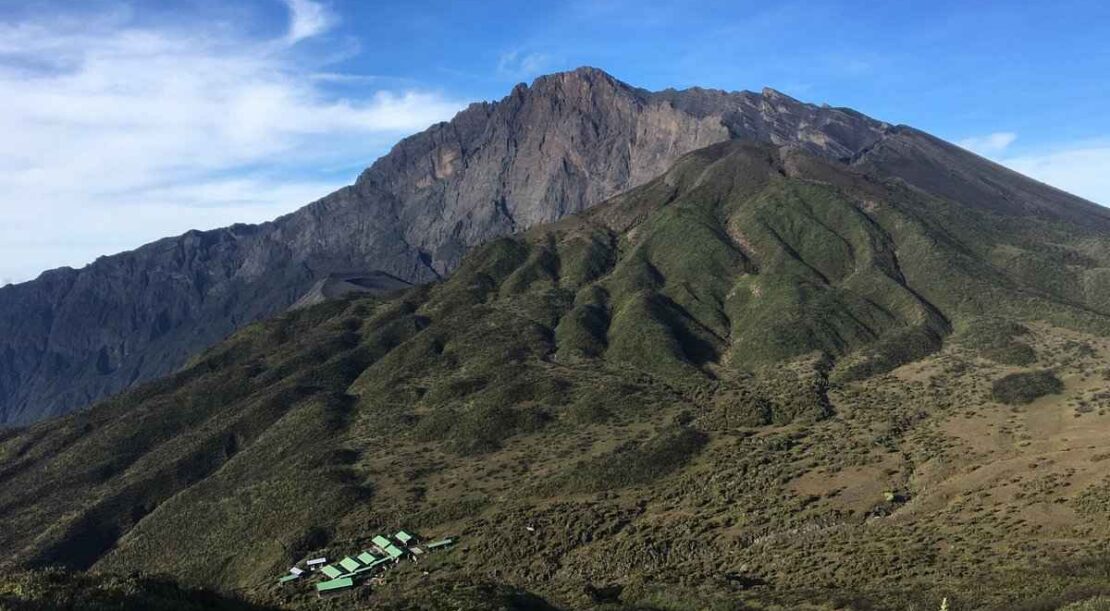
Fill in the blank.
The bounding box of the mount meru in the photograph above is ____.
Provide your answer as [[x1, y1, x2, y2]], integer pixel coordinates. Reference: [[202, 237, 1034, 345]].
[[3, 69, 1110, 610], [0, 67, 895, 426]]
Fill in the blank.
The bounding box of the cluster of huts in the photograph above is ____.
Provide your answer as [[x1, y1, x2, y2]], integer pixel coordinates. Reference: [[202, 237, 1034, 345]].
[[277, 530, 455, 596]]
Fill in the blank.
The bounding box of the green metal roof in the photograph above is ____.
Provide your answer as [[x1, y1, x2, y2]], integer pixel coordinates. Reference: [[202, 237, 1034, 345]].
[[338, 556, 361, 572], [425, 538, 454, 549], [320, 565, 344, 579], [353, 557, 389, 574], [394, 530, 414, 544], [356, 551, 377, 564], [371, 535, 392, 548], [278, 574, 299, 583], [384, 544, 405, 559], [316, 577, 354, 593]]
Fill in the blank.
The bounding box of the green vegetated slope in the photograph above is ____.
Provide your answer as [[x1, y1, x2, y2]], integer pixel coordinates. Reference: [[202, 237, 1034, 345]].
[[0, 568, 275, 611], [4, 141, 1110, 609]]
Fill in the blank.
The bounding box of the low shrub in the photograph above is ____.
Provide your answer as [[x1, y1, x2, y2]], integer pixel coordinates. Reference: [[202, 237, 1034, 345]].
[[991, 370, 1063, 405]]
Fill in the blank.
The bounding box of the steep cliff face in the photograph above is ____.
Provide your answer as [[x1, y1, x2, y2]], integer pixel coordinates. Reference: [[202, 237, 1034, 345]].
[[0, 67, 899, 425], [350, 69, 891, 277]]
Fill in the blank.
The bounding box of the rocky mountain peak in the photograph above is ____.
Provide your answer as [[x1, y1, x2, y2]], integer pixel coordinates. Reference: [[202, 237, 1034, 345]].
[[759, 85, 795, 101], [531, 65, 627, 88]]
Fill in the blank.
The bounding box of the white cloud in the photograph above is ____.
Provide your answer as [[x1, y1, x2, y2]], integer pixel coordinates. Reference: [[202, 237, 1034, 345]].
[[0, 5, 465, 283], [283, 0, 333, 44], [959, 131, 1110, 206], [497, 50, 553, 79], [1003, 143, 1110, 207], [957, 131, 1018, 156]]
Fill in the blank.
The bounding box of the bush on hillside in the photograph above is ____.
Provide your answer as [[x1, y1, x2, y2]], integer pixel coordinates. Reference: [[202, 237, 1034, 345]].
[[991, 370, 1063, 405], [958, 317, 1038, 366], [832, 325, 945, 383]]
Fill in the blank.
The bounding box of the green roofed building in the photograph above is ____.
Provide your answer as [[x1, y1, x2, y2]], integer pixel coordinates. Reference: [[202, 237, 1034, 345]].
[[356, 551, 377, 564], [394, 530, 415, 545], [278, 574, 299, 584], [352, 557, 390, 576], [338, 557, 361, 573], [384, 544, 405, 559], [371, 535, 392, 549], [316, 577, 354, 595], [425, 538, 455, 550], [320, 565, 344, 579]]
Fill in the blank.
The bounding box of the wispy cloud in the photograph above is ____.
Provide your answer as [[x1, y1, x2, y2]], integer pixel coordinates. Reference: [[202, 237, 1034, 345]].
[[959, 132, 1110, 206], [957, 131, 1018, 156], [283, 0, 333, 44], [1004, 141, 1110, 206], [497, 50, 553, 79], [0, 3, 465, 284]]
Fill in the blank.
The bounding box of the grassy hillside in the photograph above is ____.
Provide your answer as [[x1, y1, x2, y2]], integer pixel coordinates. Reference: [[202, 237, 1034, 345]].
[[0, 568, 274, 610], [4, 142, 1110, 609]]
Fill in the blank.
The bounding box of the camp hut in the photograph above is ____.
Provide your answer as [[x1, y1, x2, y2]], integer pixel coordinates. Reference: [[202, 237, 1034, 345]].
[[394, 530, 416, 546], [320, 565, 344, 579], [306, 557, 327, 569], [371, 535, 393, 550], [352, 557, 389, 576], [278, 574, 299, 584], [383, 544, 406, 560], [425, 538, 455, 550], [338, 557, 362, 574], [289, 567, 305, 576], [316, 577, 354, 596], [356, 551, 377, 564]]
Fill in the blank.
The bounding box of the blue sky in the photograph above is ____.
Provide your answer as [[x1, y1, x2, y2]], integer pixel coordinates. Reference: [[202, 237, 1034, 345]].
[[2, 0, 1109, 284]]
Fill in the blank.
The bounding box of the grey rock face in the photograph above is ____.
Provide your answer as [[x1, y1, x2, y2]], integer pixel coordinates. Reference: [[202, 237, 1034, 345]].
[[3, 66, 1085, 426]]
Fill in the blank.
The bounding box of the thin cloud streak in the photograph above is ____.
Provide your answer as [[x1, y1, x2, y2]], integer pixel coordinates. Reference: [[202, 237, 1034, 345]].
[[957, 131, 1017, 156]]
